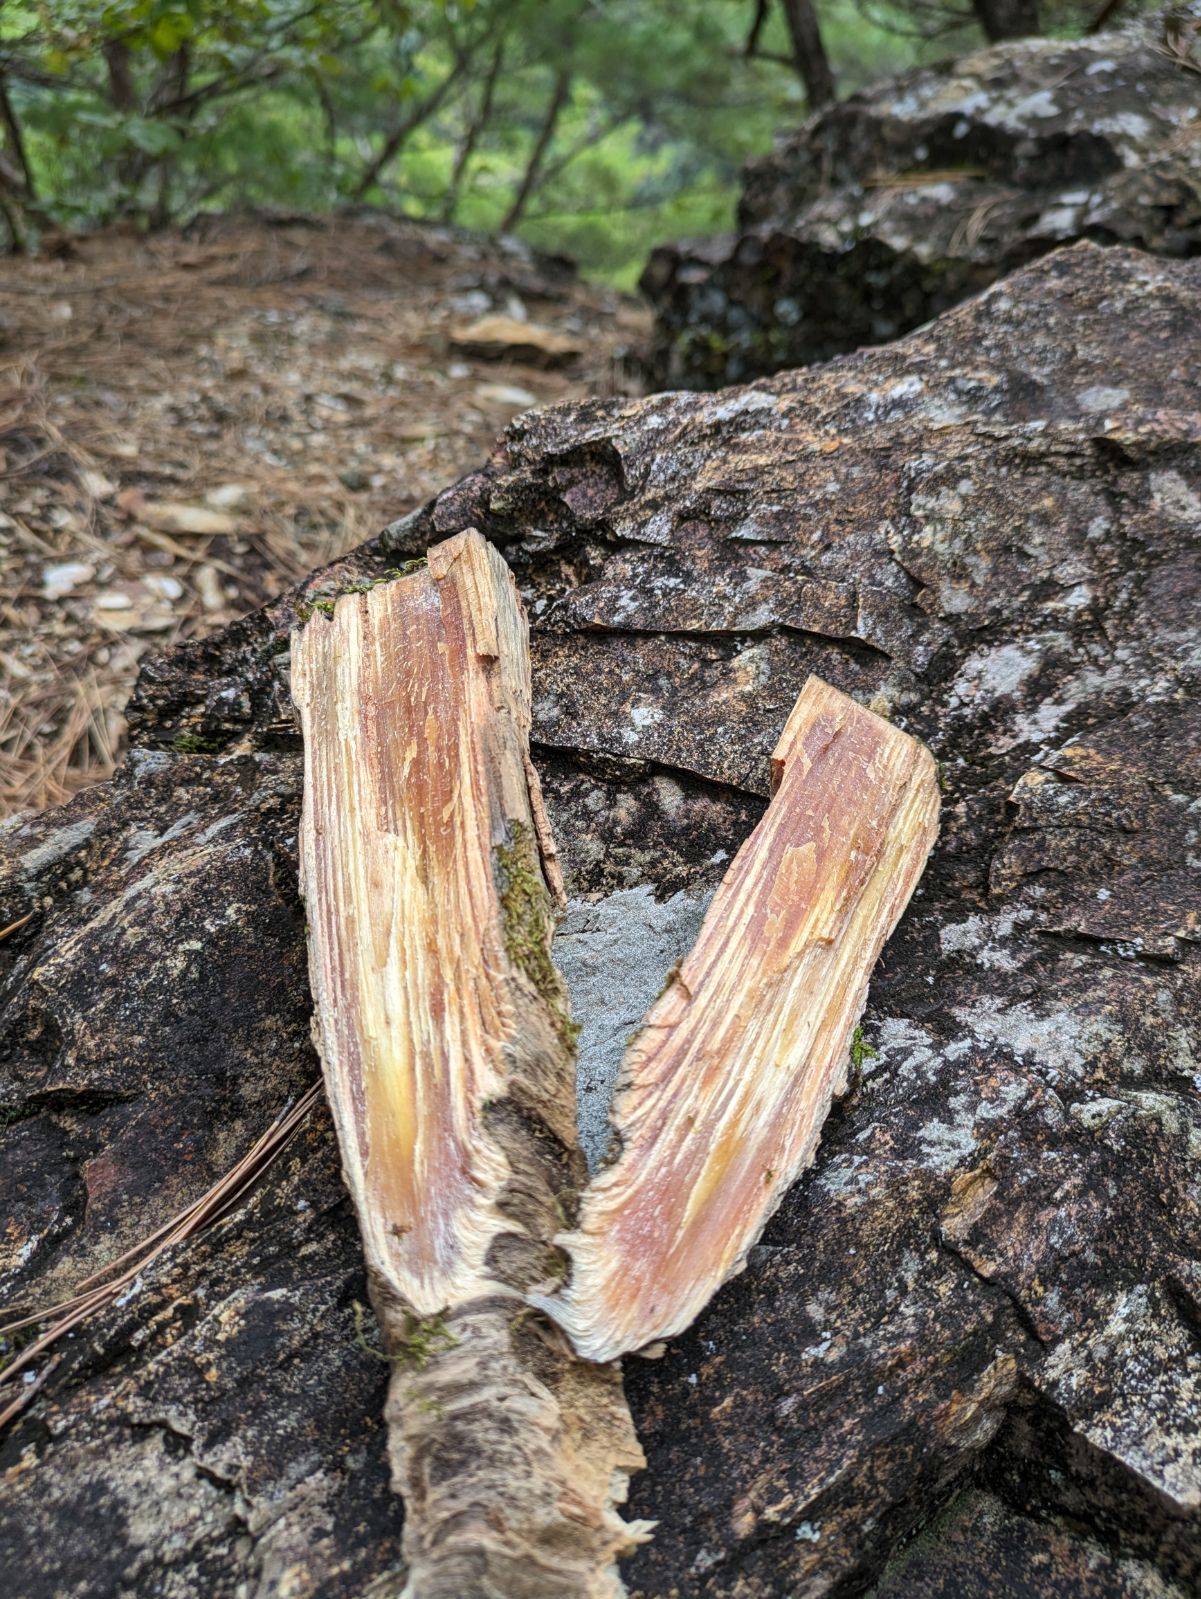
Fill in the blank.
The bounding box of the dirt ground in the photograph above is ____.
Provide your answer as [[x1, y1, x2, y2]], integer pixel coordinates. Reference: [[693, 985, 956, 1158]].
[[0, 210, 648, 816]]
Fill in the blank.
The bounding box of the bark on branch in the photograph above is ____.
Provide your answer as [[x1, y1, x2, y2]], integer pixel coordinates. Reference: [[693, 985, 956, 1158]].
[[352, 56, 470, 202], [501, 65, 572, 232], [779, 0, 837, 109]]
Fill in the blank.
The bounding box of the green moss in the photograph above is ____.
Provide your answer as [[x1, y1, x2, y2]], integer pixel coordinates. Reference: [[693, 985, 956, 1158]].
[[171, 732, 223, 754], [846, 1025, 879, 1098], [850, 1025, 878, 1074], [335, 566, 412, 598], [296, 563, 427, 627], [494, 822, 580, 1050], [352, 1300, 457, 1370]]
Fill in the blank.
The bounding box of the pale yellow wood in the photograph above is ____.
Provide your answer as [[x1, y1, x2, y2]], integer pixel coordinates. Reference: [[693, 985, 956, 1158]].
[[291, 530, 648, 1599], [539, 677, 940, 1362]]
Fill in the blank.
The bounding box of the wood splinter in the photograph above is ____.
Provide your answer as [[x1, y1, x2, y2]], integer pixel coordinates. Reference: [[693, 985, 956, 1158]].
[[292, 532, 939, 1596]]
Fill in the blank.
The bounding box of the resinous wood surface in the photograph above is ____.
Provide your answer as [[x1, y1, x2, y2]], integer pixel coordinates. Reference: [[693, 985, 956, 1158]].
[[544, 677, 940, 1362]]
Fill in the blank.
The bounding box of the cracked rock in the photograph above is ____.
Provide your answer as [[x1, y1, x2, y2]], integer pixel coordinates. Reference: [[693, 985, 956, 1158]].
[[642, 10, 1201, 388]]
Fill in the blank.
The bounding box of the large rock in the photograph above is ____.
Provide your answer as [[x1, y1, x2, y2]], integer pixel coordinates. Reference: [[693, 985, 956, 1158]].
[[642, 11, 1201, 388], [2, 242, 1200, 1597]]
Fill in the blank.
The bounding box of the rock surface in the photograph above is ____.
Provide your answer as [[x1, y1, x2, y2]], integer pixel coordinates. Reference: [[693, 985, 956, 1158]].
[[642, 11, 1201, 388], [2, 241, 1200, 1597]]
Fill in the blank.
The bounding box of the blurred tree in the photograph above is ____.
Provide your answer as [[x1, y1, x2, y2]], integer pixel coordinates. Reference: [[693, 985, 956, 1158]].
[[743, 0, 836, 104], [0, 0, 1150, 277], [969, 0, 1042, 38], [779, 0, 838, 105]]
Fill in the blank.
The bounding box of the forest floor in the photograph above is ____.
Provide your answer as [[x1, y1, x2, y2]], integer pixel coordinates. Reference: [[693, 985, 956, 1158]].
[[0, 210, 648, 816]]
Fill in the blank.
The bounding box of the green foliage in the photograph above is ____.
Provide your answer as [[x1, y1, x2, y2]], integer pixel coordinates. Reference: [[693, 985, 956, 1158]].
[[0, 0, 1128, 278]]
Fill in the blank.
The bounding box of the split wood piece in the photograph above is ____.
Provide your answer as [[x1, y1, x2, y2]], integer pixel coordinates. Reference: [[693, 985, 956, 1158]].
[[291, 529, 650, 1599], [540, 676, 940, 1363]]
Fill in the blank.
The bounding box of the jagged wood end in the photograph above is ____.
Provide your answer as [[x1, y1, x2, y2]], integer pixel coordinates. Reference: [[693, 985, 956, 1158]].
[[291, 528, 649, 1599], [544, 675, 941, 1363]]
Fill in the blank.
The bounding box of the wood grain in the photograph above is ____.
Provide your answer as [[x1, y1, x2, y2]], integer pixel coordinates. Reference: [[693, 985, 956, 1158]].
[[541, 676, 941, 1362], [292, 529, 648, 1599]]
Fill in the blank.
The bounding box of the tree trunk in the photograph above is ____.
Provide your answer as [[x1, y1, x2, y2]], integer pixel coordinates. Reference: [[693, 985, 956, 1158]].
[[779, 0, 836, 109], [0, 71, 38, 249], [102, 40, 137, 111], [441, 40, 504, 223], [970, 0, 1041, 41], [2, 243, 1200, 1599], [501, 66, 571, 232], [148, 46, 191, 229]]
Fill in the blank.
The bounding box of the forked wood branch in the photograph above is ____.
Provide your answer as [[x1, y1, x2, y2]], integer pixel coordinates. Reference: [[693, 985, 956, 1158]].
[[291, 530, 649, 1599], [293, 537, 939, 1593], [539, 677, 940, 1362]]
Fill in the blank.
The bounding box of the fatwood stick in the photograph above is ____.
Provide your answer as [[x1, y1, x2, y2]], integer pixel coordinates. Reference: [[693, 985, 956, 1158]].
[[539, 676, 940, 1362], [292, 529, 649, 1599]]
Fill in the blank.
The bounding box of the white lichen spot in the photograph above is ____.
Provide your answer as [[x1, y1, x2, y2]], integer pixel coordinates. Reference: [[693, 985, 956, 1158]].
[[917, 1111, 978, 1174], [871, 1019, 945, 1083], [949, 640, 1042, 708], [11, 817, 97, 885], [1094, 111, 1152, 141], [1001, 89, 1060, 124], [1071, 1096, 1126, 1133], [730, 641, 772, 691], [975, 1079, 1030, 1121], [708, 391, 779, 424], [1149, 471, 1201, 524], [887, 374, 925, 401], [1036, 205, 1081, 237], [952, 995, 1102, 1080], [818, 1153, 874, 1200], [1077, 385, 1130, 414], [629, 703, 662, 731], [939, 909, 1029, 972]]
